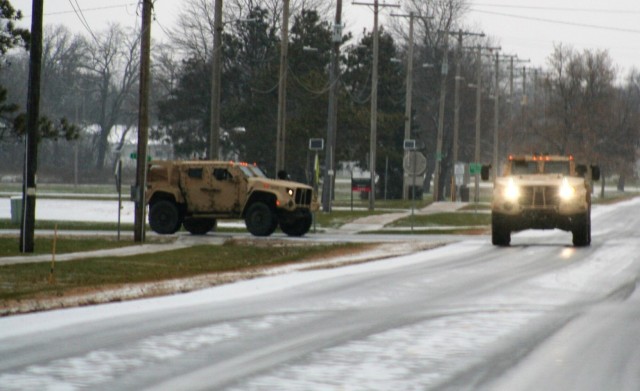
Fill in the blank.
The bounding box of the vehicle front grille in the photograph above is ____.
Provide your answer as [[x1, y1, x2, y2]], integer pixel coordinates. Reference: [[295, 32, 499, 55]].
[[519, 186, 560, 208], [295, 188, 313, 206]]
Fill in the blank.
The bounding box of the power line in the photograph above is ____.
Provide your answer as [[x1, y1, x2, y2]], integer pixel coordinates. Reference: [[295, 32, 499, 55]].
[[66, 0, 98, 42], [471, 3, 640, 14], [73, 0, 93, 33], [24, 3, 138, 18], [469, 9, 640, 34]]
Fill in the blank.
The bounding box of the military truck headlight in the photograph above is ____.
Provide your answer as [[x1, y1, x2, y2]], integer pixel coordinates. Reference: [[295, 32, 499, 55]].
[[559, 178, 575, 199], [286, 188, 294, 197], [504, 178, 520, 201]]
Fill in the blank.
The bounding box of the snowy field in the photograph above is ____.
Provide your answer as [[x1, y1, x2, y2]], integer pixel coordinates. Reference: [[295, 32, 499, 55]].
[[0, 197, 135, 223]]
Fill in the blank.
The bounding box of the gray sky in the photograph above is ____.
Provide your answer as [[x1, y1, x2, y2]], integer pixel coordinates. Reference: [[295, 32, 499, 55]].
[[9, 0, 640, 77]]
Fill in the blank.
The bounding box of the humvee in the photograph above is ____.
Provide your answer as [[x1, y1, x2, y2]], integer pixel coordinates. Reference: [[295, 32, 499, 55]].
[[144, 160, 318, 237], [482, 154, 600, 247]]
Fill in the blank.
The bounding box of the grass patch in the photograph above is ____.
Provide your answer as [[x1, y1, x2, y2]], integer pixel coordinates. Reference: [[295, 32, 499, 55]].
[[458, 203, 491, 211], [0, 236, 163, 257], [388, 212, 491, 228], [0, 242, 367, 302]]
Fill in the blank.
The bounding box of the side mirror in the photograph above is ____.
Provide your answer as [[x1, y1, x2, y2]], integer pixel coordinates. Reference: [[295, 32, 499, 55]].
[[591, 165, 600, 181], [277, 170, 289, 180], [480, 165, 491, 181]]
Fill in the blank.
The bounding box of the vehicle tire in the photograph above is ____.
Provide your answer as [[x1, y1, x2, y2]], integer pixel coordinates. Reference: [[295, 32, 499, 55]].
[[280, 211, 313, 237], [572, 212, 591, 247], [183, 218, 217, 235], [491, 213, 511, 246], [149, 200, 182, 234], [245, 202, 277, 237]]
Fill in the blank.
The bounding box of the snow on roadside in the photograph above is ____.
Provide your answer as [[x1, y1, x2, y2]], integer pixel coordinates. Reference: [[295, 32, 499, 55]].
[[0, 241, 445, 319]]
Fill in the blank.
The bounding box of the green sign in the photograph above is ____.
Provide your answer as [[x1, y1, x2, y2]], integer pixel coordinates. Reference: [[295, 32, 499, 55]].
[[130, 153, 152, 162], [469, 163, 482, 175]]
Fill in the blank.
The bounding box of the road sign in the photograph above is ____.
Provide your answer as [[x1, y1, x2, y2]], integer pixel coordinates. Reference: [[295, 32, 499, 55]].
[[309, 138, 324, 151], [469, 163, 482, 175], [403, 152, 427, 175], [130, 153, 152, 162], [403, 139, 416, 150]]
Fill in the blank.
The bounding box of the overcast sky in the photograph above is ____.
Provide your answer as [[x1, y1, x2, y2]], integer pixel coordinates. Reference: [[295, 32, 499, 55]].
[[9, 0, 640, 77]]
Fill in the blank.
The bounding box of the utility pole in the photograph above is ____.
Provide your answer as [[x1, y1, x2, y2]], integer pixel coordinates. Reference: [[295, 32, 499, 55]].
[[392, 12, 415, 200], [433, 31, 449, 202], [402, 13, 415, 148], [209, 0, 223, 160], [354, 0, 399, 211], [491, 52, 523, 176], [448, 29, 483, 201], [521, 65, 527, 138], [469, 44, 500, 202], [533, 68, 539, 107], [502, 55, 527, 152], [321, 0, 342, 213], [473, 45, 482, 203], [275, 0, 290, 175], [133, 0, 152, 243], [20, 0, 43, 253], [393, 12, 433, 200], [369, 0, 379, 211], [492, 49, 500, 179]]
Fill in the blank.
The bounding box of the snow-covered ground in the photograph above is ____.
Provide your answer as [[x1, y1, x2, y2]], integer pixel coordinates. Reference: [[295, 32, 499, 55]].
[[0, 197, 136, 223], [0, 198, 639, 390], [0, 197, 245, 228]]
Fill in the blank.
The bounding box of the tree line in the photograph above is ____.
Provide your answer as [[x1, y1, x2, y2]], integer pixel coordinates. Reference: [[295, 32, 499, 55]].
[[0, 0, 638, 195]]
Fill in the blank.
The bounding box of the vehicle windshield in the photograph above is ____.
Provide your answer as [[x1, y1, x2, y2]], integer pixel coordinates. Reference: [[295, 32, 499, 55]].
[[543, 161, 570, 175], [247, 165, 267, 178], [238, 164, 267, 178], [511, 160, 538, 175]]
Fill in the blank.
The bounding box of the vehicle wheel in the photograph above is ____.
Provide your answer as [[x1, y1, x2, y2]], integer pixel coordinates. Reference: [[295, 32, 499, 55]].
[[280, 211, 312, 237], [245, 202, 277, 237], [572, 212, 591, 247], [149, 200, 182, 234], [183, 218, 217, 235], [491, 213, 511, 246]]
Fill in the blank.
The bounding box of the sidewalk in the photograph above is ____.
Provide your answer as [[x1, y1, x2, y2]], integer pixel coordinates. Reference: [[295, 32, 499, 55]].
[[338, 201, 468, 233]]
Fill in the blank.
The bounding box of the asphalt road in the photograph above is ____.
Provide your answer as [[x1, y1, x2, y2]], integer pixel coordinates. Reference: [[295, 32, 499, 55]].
[[1, 198, 639, 390]]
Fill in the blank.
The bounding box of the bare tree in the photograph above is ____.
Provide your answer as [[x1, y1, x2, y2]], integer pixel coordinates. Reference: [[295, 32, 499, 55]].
[[82, 24, 141, 170], [40, 25, 88, 120], [170, 0, 329, 60]]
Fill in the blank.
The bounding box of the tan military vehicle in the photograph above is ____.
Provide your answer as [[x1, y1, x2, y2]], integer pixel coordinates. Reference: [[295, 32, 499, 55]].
[[482, 154, 600, 247], [145, 160, 318, 237]]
